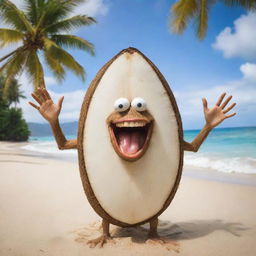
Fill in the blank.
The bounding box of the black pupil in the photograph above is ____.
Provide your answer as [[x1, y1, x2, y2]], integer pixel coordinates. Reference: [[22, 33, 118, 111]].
[[137, 103, 142, 108], [118, 104, 123, 109]]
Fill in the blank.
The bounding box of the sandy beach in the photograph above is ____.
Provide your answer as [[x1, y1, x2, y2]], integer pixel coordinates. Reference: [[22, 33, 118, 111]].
[[0, 141, 256, 256]]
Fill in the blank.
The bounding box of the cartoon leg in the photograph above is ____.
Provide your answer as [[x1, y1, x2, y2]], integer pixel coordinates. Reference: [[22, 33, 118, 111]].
[[147, 218, 179, 252], [87, 219, 115, 248], [147, 217, 163, 241]]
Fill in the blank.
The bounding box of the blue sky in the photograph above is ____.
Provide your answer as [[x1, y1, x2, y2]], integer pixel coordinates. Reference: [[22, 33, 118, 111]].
[[2, 0, 256, 129]]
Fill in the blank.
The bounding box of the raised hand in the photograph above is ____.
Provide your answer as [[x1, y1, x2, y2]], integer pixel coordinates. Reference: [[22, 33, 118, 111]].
[[29, 88, 64, 124], [202, 93, 236, 129]]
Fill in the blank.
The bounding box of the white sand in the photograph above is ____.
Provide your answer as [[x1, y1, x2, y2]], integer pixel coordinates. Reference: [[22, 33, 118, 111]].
[[0, 141, 256, 256]]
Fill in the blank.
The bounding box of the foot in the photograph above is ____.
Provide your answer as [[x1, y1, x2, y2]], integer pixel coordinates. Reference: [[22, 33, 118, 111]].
[[87, 234, 115, 248], [146, 233, 179, 252]]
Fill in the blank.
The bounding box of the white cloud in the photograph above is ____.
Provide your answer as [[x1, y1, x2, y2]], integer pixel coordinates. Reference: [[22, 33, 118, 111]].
[[0, 0, 108, 38], [240, 62, 256, 82], [18, 61, 256, 128], [16, 73, 84, 123], [7, 0, 109, 17], [44, 76, 58, 87], [72, 0, 109, 17], [19, 88, 85, 123], [213, 12, 256, 60], [174, 63, 256, 128]]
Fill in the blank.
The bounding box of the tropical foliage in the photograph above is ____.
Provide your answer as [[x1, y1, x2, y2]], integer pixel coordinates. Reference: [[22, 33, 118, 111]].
[[0, 76, 30, 141], [0, 0, 96, 93], [0, 76, 25, 107], [170, 0, 256, 39]]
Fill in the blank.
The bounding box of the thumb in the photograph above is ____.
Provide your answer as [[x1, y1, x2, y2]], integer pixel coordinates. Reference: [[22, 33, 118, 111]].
[[202, 98, 208, 111], [57, 96, 64, 109]]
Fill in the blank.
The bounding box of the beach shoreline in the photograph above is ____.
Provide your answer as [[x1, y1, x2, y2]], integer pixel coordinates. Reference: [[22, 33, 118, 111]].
[[1, 141, 256, 256], [6, 140, 256, 187]]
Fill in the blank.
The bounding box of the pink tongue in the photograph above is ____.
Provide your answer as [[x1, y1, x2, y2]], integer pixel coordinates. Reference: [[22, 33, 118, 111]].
[[119, 131, 141, 155]]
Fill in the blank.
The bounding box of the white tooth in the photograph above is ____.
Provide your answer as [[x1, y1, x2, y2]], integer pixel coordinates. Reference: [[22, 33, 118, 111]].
[[115, 121, 147, 128], [116, 123, 123, 127]]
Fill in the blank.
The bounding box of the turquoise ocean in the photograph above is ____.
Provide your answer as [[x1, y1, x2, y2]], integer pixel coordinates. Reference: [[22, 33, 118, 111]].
[[23, 126, 256, 175]]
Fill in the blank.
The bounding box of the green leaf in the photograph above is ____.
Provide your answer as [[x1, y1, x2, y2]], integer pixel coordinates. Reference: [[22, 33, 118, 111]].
[[44, 50, 66, 82], [196, 0, 208, 40], [50, 34, 94, 55], [0, 28, 24, 48], [0, 50, 28, 95], [44, 15, 96, 34], [26, 50, 45, 90], [23, 0, 39, 25], [0, 0, 34, 32], [170, 0, 198, 34], [222, 0, 256, 9], [44, 38, 85, 80]]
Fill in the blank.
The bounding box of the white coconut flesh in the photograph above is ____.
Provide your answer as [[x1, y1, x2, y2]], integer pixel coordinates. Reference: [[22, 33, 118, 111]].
[[83, 51, 181, 225]]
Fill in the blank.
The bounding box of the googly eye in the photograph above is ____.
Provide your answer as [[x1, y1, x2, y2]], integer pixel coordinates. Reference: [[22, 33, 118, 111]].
[[131, 97, 147, 111], [114, 98, 130, 112]]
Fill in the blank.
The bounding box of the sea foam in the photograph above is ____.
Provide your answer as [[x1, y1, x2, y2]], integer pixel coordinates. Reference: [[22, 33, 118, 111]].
[[184, 153, 256, 174], [23, 142, 256, 174]]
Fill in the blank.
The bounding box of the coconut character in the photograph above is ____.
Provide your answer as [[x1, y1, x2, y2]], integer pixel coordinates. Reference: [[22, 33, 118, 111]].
[[29, 48, 236, 247]]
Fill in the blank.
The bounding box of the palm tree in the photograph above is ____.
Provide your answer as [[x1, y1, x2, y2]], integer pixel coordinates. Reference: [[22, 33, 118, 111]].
[[170, 0, 256, 40], [0, 0, 96, 93], [0, 75, 25, 107]]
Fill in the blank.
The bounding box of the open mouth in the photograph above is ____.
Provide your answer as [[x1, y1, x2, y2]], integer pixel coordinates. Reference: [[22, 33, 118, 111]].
[[109, 120, 153, 161]]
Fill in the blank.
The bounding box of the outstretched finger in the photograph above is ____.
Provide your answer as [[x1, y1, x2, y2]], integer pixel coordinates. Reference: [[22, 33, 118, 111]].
[[202, 98, 208, 111], [225, 112, 236, 119], [43, 89, 52, 100], [57, 96, 64, 109], [29, 101, 40, 110], [221, 95, 232, 109], [38, 88, 47, 101], [31, 93, 42, 105], [223, 103, 236, 114], [216, 93, 226, 106]]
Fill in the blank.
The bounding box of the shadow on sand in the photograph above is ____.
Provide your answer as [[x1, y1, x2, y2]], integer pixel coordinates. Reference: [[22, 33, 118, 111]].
[[73, 219, 248, 247], [112, 219, 248, 243]]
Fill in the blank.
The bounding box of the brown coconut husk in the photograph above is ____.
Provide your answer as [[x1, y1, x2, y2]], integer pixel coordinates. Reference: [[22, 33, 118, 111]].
[[77, 47, 184, 227]]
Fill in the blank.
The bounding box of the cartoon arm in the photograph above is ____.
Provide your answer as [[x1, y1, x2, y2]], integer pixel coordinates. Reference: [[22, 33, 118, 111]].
[[182, 93, 236, 152], [29, 88, 77, 150]]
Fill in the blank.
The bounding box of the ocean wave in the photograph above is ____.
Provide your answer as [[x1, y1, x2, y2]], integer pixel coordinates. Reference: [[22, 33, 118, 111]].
[[184, 153, 256, 174], [22, 141, 256, 174]]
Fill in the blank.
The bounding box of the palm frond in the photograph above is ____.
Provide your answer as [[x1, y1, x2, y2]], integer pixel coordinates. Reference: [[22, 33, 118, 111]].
[[44, 38, 85, 80], [58, 0, 87, 14], [0, 0, 33, 32], [0, 29, 24, 48], [0, 49, 27, 75], [1, 50, 28, 95], [50, 34, 94, 55], [0, 46, 26, 63], [23, 0, 38, 25], [26, 50, 45, 89], [170, 0, 198, 34], [196, 0, 209, 39], [43, 15, 96, 34], [222, 0, 256, 9], [36, 0, 74, 30], [44, 51, 66, 82]]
